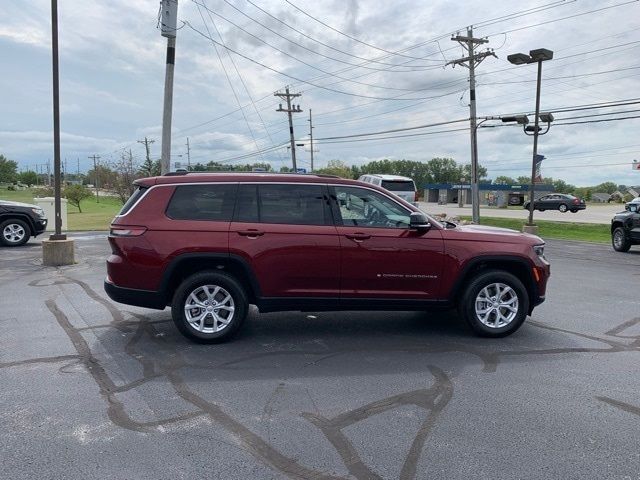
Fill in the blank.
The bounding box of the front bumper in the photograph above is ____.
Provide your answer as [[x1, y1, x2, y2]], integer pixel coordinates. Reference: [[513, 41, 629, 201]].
[[33, 218, 47, 236]]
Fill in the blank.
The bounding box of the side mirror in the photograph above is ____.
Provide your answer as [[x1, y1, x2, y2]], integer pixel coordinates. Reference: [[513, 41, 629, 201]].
[[409, 212, 431, 231]]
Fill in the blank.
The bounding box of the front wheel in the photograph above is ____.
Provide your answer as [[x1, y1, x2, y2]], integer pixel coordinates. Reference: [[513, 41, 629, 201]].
[[458, 270, 529, 337], [558, 204, 568, 213], [171, 272, 248, 343], [612, 227, 631, 252], [1, 219, 30, 247]]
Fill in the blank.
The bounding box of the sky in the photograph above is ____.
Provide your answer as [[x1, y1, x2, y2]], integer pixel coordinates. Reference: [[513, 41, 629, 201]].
[[1, 0, 640, 187]]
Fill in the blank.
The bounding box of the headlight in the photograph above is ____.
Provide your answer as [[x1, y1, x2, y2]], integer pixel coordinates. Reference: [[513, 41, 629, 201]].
[[32, 208, 46, 218], [533, 244, 545, 258]]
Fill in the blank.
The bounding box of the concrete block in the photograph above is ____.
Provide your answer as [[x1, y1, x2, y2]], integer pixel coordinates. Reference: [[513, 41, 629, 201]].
[[42, 239, 75, 266], [522, 225, 539, 235]]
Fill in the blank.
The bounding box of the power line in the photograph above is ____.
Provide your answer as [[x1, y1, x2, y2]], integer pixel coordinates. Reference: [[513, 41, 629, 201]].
[[183, 21, 456, 101], [244, 0, 440, 69], [190, 2, 441, 92], [488, 0, 640, 36]]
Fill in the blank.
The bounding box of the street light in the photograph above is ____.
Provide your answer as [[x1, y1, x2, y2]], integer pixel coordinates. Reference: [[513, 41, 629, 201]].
[[506, 48, 554, 230]]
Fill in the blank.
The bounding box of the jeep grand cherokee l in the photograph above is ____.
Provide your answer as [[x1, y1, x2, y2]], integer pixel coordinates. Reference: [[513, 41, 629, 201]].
[[104, 173, 550, 343]]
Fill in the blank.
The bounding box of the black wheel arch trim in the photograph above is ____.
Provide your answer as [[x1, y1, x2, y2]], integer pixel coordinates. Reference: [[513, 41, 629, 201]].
[[449, 255, 540, 309], [158, 252, 262, 305]]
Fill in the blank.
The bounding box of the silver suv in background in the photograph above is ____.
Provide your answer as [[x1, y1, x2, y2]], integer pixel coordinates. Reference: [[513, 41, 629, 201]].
[[358, 174, 418, 205]]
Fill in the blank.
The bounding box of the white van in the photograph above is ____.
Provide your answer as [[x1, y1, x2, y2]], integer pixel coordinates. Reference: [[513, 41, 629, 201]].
[[358, 174, 418, 205]]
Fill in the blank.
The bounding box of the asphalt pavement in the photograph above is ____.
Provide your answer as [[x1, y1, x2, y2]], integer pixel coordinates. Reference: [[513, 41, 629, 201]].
[[1, 233, 639, 479]]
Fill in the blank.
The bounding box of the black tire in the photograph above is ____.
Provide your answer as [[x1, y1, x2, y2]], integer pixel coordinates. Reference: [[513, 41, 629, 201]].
[[558, 204, 568, 213], [171, 271, 248, 343], [0, 219, 31, 247], [539, 209, 545, 212], [458, 270, 529, 338], [612, 227, 631, 252], [570, 209, 578, 213]]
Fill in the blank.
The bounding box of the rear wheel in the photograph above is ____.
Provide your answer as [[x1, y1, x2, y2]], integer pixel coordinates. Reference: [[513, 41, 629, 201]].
[[570, 209, 578, 213], [171, 272, 248, 343], [458, 270, 529, 337], [612, 227, 631, 252], [558, 204, 568, 213], [538, 208, 545, 212], [0, 219, 30, 247]]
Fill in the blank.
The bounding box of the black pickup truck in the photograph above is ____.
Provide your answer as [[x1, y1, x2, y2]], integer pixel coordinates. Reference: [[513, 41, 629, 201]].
[[611, 199, 640, 252]]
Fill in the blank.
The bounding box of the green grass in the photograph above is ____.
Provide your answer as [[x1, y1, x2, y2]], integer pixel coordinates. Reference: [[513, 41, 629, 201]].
[[461, 216, 610, 243], [0, 187, 121, 231]]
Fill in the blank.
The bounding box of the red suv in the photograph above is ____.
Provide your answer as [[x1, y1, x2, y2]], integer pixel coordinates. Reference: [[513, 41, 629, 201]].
[[105, 173, 550, 342]]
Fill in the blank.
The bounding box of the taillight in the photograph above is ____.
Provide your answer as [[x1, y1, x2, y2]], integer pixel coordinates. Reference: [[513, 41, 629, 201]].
[[573, 198, 579, 204], [110, 226, 147, 237]]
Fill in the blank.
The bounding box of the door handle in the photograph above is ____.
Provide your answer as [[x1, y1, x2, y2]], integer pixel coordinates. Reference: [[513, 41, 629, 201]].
[[345, 233, 371, 241], [237, 229, 264, 237]]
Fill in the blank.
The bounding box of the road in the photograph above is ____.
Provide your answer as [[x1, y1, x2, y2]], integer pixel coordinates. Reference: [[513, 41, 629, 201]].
[[418, 201, 623, 224], [1, 234, 639, 479]]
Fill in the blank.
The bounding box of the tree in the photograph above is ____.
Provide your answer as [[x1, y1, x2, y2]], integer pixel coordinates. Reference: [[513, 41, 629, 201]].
[[111, 150, 139, 204], [17, 170, 38, 187], [426, 157, 462, 183], [0, 155, 18, 183], [593, 181, 617, 194], [551, 178, 576, 194], [494, 176, 516, 184], [314, 159, 352, 178], [64, 184, 93, 213], [139, 157, 160, 177], [460, 163, 488, 182]]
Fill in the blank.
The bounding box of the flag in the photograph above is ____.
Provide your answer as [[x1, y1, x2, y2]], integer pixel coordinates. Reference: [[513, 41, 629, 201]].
[[534, 154, 545, 183]]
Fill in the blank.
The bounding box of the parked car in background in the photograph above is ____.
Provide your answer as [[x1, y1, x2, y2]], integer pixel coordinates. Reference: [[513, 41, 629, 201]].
[[358, 174, 418, 205], [0, 200, 48, 246], [523, 193, 586, 213], [105, 172, 550, 343], [611, 197, 640, 252]]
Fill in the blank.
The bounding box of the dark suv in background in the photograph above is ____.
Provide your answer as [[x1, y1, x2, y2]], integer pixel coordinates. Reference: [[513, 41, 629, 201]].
[[105, 173, 550, 343], [611, 198, 640, 252], [0, 200, 48, 246]]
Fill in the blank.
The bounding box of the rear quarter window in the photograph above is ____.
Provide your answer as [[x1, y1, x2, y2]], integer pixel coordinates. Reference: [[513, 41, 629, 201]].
[[166, 184, 238, 221], [118, 186, 148, 216]]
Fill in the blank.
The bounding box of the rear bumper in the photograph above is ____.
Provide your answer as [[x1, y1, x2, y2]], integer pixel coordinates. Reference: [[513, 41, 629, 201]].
[[104, 279, 166, 310]]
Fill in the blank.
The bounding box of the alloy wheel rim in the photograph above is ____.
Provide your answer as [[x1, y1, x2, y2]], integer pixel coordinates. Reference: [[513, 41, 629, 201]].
[[184, 284, 235, 334], [614, 230, 624, 248], [3, 224, 25, 243], [474, 282, 519, 328]]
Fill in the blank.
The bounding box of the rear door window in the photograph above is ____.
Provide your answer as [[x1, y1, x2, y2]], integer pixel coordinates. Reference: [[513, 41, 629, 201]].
[[166, 184, 238, 221], [234, 184, 331, 226]]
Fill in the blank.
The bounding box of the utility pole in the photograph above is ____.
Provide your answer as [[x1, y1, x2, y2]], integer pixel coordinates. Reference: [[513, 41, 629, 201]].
[[89, 154, 101, 202], [275, 86, 302, 172], [308, 109, 315, 172], [185, 137, 191, 171], [160, 0, 178, 175], [446, 27, 496, 224], [77, 158, 80, 177], [137, 137, 155, 175]]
